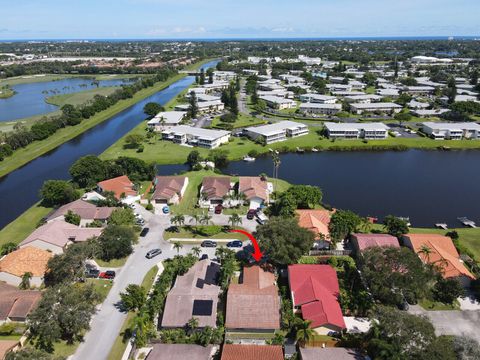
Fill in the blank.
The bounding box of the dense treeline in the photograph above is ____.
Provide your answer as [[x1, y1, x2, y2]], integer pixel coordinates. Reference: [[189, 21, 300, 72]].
[[0, 68, 176, 161]]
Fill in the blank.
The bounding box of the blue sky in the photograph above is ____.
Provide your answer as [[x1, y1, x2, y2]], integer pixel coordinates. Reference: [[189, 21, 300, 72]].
[[1, 0, 479, 40]]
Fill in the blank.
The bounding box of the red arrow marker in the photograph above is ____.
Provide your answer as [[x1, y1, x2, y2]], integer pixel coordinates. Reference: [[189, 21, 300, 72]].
[[229, 229, 263, 262]]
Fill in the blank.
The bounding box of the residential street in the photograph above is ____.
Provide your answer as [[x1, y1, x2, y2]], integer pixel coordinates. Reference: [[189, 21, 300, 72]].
[[409, 305, 480, 343], [73, 206, 254, 360]]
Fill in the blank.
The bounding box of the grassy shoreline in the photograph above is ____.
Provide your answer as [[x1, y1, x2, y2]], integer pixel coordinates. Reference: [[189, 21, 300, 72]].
[[0, 59, 214, 178]]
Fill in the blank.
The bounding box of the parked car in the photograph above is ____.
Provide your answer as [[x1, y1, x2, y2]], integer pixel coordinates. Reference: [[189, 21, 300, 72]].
[[201, 240, 217, 248], [247, 209, 257, 220], [214, 205, 223, 214], [85, 268, 100, 278], [146, 248, 162, 259], [140, 227, 149, 237], [136, 218, 145, 225], [162, 206, 170, 214], [227, 240, 243, 248], [99, 270, 116, 280], [256, 212, 268, 225]]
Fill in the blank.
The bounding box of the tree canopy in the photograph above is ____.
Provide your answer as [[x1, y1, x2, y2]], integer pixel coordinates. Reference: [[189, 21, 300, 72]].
[[97, 225, 136, 261], [40, 180, 80, 207], [328, 209, 362, 242]]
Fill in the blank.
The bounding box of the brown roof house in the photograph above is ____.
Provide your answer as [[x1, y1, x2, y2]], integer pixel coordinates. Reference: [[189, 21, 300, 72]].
[[0, 340, 19, 360], [221, 344, 284, 360], [145, 344, 214, 360], [152, 176, 189, 205], [0, 247, 52, 287], [225, 266, 280, 341], [97, 175, 140, 204], [0, 282, 42, 323], [350, 233, 400, 256], [238, 177, 270, 209], [46, 199, 115, 226], [199, 177, 232, 208], [19, 220, 103, 255], [161, 260, 221, 329], [296, 209, 334, 249]]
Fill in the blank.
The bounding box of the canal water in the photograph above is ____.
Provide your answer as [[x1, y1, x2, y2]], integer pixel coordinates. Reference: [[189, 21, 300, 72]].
[[0, 60, 219, 229], [0, 77, 136, 122], [157, 150, 480, 228]]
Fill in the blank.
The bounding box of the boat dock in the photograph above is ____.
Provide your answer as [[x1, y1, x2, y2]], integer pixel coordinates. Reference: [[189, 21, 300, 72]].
[[458, 217, 477, 228]]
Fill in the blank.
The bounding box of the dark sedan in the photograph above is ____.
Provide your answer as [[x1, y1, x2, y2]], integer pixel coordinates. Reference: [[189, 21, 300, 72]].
[[227, 240, 243, 248], [201, 240, 217, 248]]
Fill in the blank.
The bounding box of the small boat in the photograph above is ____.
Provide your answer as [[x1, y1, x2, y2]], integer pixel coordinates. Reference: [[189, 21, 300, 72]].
[[243, 156, 256, 162], [296, 147, 305, 153], [435, 223, 448, 230], [458, 217, 477, 228], [312, 147, 319, 152]]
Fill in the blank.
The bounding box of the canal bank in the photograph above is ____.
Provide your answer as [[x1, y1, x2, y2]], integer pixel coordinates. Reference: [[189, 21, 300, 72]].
[[0, 59, 220, 229]]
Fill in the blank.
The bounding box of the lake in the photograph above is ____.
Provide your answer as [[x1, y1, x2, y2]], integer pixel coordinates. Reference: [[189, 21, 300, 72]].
[[0, 77, 135, 122], [157, 150, 480, 228], [0, 60, 220, 229]]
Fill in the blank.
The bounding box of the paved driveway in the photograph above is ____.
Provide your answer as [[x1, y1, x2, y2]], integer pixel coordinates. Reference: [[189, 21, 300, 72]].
[[409, 305, 480, 343]]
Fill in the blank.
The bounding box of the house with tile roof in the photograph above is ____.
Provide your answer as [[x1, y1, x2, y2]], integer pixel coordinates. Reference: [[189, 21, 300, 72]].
[[288, 264, 346, 335], [0, 247, 53, 287], [152, 176, 188, 205], [0, 340, 19, 360], [19, 220, 103, 254], [402, 233, 475, 286], [225, 266, 280, 341], [296, 209, 333, 249], [145, 344, 214, 360], [350, 233, 400, 255], [238, 177, 269, 210], [299, 348, 365, 360], [0, 282, 41, 323], [221, 344, 283, 360], [97, 175, 140, 204], [161, 260, 221, 329], [199, 177, 232, 208], [46, 199, 115, 226]]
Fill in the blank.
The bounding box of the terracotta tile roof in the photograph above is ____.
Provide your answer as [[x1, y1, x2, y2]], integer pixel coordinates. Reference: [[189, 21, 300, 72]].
[[226, 266, 280, 330], [20, 220, 102, 249], [404, 234, 475, 280], [351, 233, 400, 252], [0, 247, 52, 277], [201, 177, 231, 200], [238, 177, 268, 201], [300, 348, 364, 360], [97, 175, 137, 200], [0, 340, 18, 360], [0, 282, 41, 321], [288, 265, 345, 330], [46, 199, 115, 221], [161, 260, 221, 328], [296, 209, 333, 241], [221, 345, 283, 360], [146, 344, 213, 360], [152, 176, 187, 201]]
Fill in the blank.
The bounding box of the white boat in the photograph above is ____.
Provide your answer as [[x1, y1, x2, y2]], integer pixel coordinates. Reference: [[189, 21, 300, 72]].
[[243, 156, 256, 162], [312, 147, 319, 152]]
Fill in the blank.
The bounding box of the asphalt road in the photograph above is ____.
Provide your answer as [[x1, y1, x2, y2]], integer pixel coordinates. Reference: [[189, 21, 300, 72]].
[[73, 206, 255, 360]]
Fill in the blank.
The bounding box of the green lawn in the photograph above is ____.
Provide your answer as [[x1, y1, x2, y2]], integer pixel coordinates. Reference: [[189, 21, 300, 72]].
[[0, 203, 52, 248], [164, 227, 250, 241], [170, 170, 217, 215], [106, 265, 159, 360], [0, 87, 15, 99], [0, 60, 213, 178], [86, 278, 113, 301], [0, 73, 142, 87], [95, 257, 128, 268], [211, 112, 266, 129], [419, 298, 460, 311], [45, 86, 118, 107]]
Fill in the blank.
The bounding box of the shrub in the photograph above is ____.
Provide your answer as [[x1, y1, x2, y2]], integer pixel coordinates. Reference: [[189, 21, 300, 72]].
[[247, 149, 258, 157], [194, 225, 222, 237], [146, 203, 154, 211]]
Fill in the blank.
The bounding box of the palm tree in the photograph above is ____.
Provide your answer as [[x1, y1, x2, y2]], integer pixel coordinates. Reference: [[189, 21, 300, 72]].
[[171, 214, 185, 227], [190, 213, 201, 225], [272, 153, 281, 192], [173, 241, 183, 254], [359, 217, 372, 233], [191, 246, 201, 257], [186, 317, 199, 334], [228, 213, 242, 228], [419, 245, 432, 263], [294, 318, 314, 348], [200, 212, 212, 225], [19, 272, 32, 290]]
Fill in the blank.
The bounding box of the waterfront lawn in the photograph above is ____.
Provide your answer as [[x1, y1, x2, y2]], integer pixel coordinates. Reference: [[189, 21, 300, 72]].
[[0, 87, 15, 99], [45, 86, 118, 107], [210, 112, 266, 129], [0, 203, 52, 248]]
